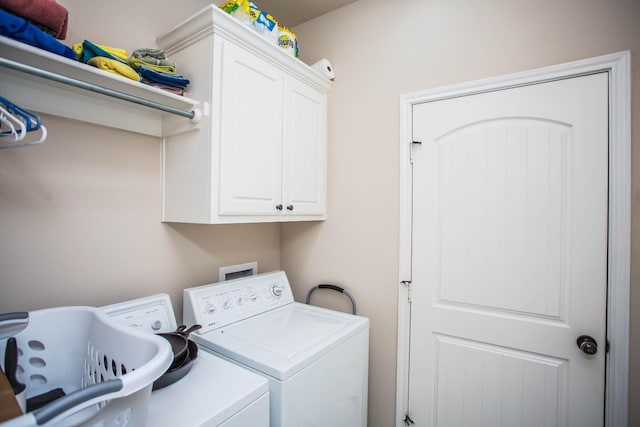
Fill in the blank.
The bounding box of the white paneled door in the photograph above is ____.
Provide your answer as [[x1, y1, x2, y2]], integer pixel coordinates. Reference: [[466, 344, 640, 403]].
[[408, 73, 608, 426]]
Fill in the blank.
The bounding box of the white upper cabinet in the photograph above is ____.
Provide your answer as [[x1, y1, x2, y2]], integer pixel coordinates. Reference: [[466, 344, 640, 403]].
[[218, 42, 284, 216], [158, 5, 331, 224], [282, 76, 327, 216]]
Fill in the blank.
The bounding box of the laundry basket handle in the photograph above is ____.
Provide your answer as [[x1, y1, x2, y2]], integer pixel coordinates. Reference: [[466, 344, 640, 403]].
[[0, 312, 28, 340], [33, 379, 123, 425], [306, 284, 357, 315]]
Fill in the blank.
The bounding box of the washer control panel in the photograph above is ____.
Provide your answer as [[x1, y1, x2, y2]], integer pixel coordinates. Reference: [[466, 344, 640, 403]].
[[183, 271, 294, 332]]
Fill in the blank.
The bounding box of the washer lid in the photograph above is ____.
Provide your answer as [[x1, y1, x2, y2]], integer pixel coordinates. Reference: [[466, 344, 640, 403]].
[[192, 302, 369, 380]]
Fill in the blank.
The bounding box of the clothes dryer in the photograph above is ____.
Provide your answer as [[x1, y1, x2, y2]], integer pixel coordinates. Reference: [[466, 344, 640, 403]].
[[102, 294, 269, 427]]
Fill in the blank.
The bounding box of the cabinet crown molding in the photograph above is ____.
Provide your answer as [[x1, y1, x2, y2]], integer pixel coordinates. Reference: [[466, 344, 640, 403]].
[[156, 5, 332, 94]]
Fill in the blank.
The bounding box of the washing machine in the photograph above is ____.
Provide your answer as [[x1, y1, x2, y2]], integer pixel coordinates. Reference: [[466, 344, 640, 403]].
[[183, 271, 369, 427], [101, 294, 269, 427]]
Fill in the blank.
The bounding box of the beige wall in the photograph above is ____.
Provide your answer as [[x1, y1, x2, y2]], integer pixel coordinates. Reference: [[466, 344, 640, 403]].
[[0, 0, 279, 319], [0, 116, 281, 318], [284, 0, 640, 426]]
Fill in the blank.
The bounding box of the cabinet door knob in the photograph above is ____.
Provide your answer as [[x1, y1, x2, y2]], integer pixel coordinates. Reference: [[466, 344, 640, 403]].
[[276, 204, 283, 211], [286, 204, 294, 211]]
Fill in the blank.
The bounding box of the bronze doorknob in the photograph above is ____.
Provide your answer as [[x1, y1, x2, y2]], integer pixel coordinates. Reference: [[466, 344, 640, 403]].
[[577, 335, 598, 355]]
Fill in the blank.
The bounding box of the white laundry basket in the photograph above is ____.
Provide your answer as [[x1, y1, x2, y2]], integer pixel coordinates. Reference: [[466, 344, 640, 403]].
[[0, 306, 172, 427]]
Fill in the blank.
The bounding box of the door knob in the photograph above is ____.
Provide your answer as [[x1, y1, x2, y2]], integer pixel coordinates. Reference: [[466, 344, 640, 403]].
[[286, 204, 294, 211], [577, 335, 598, 355], [276, 204, 283, 211]]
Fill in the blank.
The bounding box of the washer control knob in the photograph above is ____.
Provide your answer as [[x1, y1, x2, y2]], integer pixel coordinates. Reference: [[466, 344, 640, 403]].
[[205, 303, 216, 314], [222, 299, 231, 310], [270, 284, 283, 297], [237, 296, 244, 306], [250, 293, 258, 302], [151, 320, 162, 331]]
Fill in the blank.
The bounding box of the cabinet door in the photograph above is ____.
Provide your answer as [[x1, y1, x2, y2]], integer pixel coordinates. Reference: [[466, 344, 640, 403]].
[[219, 42, 284, 216], [282, 76, 327, 216]]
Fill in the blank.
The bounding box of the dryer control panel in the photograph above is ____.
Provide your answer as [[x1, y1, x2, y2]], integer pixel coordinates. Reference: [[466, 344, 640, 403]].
[[102, 294, 178, 334], [183, 271, 295, 332]]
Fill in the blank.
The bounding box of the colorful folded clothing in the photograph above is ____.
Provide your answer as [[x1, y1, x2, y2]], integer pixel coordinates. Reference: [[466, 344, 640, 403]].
[[87, 57, 140, 81], [128, 56, 176, 74], [136, 65, 190, 89], [130, 48, 176, 68], [73, 40, 128, 64], [0, 9, 75, 59], [0, 0, 68, 39], [143, 83, 185, 96]]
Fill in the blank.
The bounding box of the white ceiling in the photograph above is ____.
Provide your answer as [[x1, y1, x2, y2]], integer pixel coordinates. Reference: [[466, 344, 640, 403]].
[[253, 0, 358, 27]]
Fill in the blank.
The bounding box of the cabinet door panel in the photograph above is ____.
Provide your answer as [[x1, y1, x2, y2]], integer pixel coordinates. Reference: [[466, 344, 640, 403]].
[[282, 77, 327, 216], [219, 42, 283, 215]]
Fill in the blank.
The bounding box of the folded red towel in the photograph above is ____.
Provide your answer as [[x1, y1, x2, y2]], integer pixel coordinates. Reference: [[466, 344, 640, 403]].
[[0, 0, 68, 39]]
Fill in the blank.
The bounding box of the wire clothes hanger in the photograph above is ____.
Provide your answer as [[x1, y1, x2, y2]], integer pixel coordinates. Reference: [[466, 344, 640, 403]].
[[0, 96, 47, 149]]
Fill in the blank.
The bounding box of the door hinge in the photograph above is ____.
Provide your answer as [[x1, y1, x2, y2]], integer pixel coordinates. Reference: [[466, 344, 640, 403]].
[[404, 414, 415, 425], [401, 280, 412, 303], [409, 140, 421, 163]]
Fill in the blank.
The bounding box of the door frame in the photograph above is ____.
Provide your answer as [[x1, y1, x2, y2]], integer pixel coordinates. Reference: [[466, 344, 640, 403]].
[[396, 51, 631, 427]]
